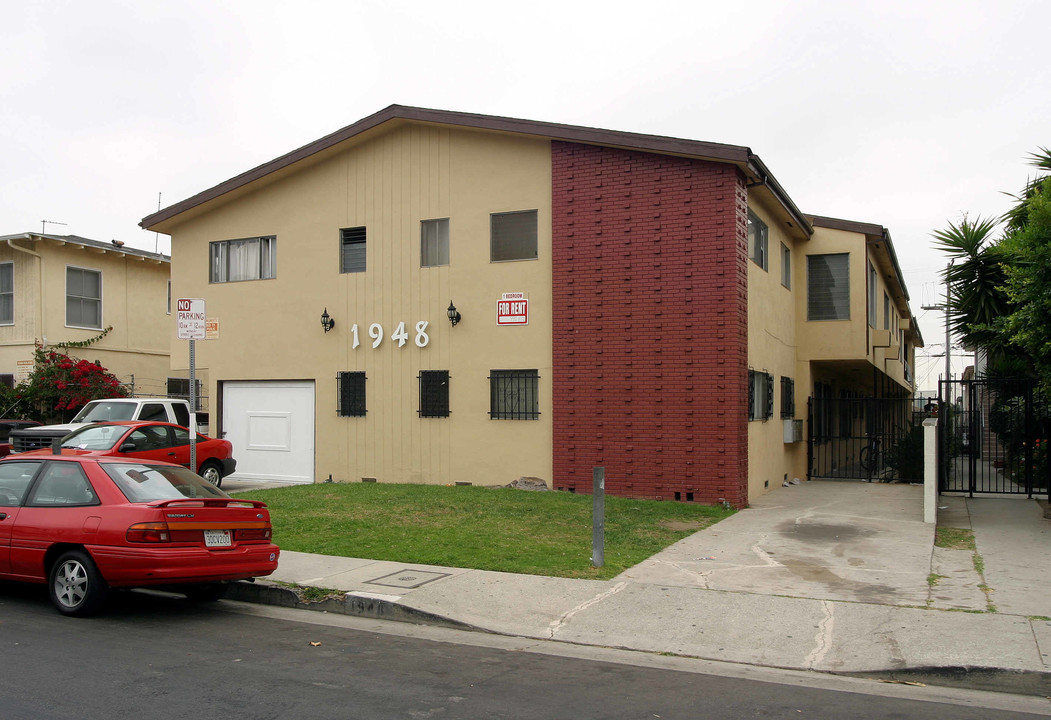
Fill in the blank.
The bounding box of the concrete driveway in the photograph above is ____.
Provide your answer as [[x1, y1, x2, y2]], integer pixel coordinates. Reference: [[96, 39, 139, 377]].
[[615, 480, 939, 606]]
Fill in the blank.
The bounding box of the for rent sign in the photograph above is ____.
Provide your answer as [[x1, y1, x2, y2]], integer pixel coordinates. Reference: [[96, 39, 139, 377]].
[[497, 292, 528, 326], [176, 298, 207, 340]]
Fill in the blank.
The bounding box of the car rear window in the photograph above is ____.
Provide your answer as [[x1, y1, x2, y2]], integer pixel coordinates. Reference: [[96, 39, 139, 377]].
[[102, 463, 230, 503]]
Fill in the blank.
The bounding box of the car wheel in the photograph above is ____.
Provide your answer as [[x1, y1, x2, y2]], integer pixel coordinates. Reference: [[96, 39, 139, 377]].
[[199, 461, 223, 488], [184, 583, 228, 602], [49, 550, 109, 617]]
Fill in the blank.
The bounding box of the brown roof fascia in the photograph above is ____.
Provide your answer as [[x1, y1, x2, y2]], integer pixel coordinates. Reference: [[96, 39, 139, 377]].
[[141, 104, 811, 233], [807, 214, 886, 239]]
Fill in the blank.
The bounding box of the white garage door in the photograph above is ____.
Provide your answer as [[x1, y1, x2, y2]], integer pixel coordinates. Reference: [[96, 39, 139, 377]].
[[222, 380, 315, 484]]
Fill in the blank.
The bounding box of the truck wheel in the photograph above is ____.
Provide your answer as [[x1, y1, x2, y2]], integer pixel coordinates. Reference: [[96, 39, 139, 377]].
[[199, 461, 223, 488]]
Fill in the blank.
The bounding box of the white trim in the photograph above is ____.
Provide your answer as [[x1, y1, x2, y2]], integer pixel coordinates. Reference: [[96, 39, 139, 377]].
[[64, 263, 103, 330]]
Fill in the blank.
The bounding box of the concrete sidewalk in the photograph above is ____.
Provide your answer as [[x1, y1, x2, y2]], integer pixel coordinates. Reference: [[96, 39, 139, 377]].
[[224, 480, 1051, 696]]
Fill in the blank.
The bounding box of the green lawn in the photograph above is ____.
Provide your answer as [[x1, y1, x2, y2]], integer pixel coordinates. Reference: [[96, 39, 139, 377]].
[[235, 483, 734, 580]]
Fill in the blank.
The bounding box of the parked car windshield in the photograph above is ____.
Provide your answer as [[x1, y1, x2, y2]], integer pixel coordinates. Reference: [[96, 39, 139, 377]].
[[61, 424, 126, 451], [72, 401, 136, 423], [102, 462, 231, 502]]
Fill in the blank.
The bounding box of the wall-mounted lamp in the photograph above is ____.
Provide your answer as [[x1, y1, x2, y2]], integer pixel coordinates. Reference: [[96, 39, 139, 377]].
[[447, 300, 461, 327], [321, 308, 335, 333]]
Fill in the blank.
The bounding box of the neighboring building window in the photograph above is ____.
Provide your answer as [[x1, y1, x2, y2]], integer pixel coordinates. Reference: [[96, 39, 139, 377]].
[[780, 376, 795, 418], [167, 377, 203, 411], [490, 369, 539, 420], [0, 262, 12, 324], [0, 374, 14, 389], [166, 280, 172, 315], [210, 236, 276, 283], [66, 266, 102, 329], [867, 261, 878, 328], [419, 370, 450, 418], [748, 369, 774, 421], [490, 210, 538, 262], [748, 211, 768, 271], [883, 292, 890, 330], [807, 253, 850, 321], [421, 218, 450, 267], [780, 243, 791, 289], [340, 227, 367, 273], [337, 371, 366, 417]]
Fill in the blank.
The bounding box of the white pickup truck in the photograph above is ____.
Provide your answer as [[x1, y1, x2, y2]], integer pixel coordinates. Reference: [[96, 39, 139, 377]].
[[9, 398, 205, 453]]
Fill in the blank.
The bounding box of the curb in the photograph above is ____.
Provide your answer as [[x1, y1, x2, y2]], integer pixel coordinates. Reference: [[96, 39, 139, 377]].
[[226, 580, 479, 632]]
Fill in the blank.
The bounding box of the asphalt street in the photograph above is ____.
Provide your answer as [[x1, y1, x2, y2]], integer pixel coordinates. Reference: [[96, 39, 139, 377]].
[[1, 583, 1048, 719]]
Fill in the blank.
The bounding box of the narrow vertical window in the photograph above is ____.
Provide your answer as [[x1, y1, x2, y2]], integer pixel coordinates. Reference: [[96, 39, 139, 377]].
[[780, 377, 795, 418], [66, 266, 102, 329], [780, 243, 791, 289], [883, 292, 890, 330], [340, 227, 367, 273], [0, 262, 13, 324], [748, 210, 768, 271], [421, 219, 450, 267], [867, 260, 878, 328]]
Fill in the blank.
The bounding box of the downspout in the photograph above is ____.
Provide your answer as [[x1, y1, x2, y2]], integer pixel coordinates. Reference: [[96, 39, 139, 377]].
[[7, 238, 46, 346]]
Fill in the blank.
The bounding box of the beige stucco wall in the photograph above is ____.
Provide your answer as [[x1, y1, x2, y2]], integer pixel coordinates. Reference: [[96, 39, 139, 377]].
[[165, 124, 553, 487], [0, 239, 170, 394], [746, 201, 807, 498]]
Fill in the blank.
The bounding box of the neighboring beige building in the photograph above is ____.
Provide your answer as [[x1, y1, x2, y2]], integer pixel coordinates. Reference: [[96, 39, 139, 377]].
[[142, 105, 923, 504], [0, 232, 172, 403]]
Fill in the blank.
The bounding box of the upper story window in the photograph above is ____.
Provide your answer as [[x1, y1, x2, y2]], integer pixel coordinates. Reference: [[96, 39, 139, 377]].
[[491, 210, 537, 262], [883, 292, 890, 330], [867, 260, 878, 328], [0, 262, 12, 325], [748, 211, 768, 271], [421, 219, 450, 267], [807, 253, 850, 321], [340, 227, 366, 273], [780, 243, 791, 289], [66, 266, 102, 329], [210, 236, 276, 283]]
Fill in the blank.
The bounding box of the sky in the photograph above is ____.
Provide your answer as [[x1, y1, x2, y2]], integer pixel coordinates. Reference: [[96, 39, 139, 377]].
[[3, 0, 1048, 394]]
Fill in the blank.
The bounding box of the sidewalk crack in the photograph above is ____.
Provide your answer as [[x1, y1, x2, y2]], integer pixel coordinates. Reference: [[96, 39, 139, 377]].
[[547, 582, 628, 639], [805, 600, 834, 669]]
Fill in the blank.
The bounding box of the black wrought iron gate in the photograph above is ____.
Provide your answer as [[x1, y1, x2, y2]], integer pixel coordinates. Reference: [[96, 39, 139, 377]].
[[939, 378, 1050, 497], [808, 396, 932, 482]]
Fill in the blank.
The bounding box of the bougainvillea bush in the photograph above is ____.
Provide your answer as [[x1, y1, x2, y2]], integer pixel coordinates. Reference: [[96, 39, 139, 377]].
[[15, 345, 128, 423]]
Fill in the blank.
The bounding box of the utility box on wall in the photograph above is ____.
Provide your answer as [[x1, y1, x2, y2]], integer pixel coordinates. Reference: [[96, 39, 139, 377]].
[[783, 419, 803, 444]]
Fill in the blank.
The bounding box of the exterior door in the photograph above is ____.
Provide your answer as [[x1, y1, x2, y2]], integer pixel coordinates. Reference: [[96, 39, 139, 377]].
[[222, 381, 315, 484]]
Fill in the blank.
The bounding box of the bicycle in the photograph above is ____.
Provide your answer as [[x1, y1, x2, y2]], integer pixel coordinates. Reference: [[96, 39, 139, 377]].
[[859, 436, 882, 475]]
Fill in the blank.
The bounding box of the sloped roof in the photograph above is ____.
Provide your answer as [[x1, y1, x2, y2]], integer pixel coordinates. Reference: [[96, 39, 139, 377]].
[[140, 104, 812, 236], [0, 232, 169, 263]]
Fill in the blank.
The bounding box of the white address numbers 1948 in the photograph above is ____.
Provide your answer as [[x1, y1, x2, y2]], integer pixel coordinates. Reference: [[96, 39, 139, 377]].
[[350, 321, 430, 349]]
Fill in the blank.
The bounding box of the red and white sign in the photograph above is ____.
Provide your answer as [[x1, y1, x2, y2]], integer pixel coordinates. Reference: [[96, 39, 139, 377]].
[[497, 292, 529, 326], [177, 298, 207, 340]]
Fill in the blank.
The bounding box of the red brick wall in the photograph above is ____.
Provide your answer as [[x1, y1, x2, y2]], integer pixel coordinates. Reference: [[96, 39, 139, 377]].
[[550, 141, 749, 507]]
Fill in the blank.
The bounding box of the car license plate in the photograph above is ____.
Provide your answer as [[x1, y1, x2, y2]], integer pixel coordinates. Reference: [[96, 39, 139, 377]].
[[204, 530, 232, 547]]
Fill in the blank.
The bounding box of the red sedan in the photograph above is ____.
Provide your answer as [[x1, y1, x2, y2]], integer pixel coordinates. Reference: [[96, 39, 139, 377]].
[[0, 454, 279, 616], [38, 421, 236, 487]]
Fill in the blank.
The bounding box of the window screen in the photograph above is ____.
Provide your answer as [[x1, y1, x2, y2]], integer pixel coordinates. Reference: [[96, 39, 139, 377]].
[[807, 253, 850, 321], [490, 210, 538, 262]]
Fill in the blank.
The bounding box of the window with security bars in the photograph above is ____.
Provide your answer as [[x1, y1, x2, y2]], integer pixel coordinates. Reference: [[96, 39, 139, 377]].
[[340, 226, 367, 273], [489, 370, 539, 420], [780, 376, 795, 418], [337, 371, 366, 417], [419, 370, 449, 418], [490, 210, 537, 262], [167, 377, 203, 411], [748, 369, 774, 421]]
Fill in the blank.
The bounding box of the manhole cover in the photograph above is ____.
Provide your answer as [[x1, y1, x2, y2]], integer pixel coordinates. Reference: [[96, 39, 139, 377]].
[[365, 569, 451, 589]]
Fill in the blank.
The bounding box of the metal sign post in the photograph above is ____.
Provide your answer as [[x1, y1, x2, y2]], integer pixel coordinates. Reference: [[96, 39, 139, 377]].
[[592, 466, 605, 567], [177, 298, 206, 476]]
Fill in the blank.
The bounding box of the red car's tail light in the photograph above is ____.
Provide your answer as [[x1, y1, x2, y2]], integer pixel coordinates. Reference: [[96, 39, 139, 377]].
[[233, 527, 272, 541], [127, 522, 171, 543]]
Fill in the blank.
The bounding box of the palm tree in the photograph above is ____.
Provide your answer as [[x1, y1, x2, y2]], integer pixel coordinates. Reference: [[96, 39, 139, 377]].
[[931, 215, 1012, 350]]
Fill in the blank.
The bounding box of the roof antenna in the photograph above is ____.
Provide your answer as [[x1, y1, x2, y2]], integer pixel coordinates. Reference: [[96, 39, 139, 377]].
[[41, 219, 68, 235]]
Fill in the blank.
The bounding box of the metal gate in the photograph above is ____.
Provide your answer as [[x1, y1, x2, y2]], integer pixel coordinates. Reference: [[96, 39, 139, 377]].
[[939, 378, 1050, 498], [808, 395, 933, 482]]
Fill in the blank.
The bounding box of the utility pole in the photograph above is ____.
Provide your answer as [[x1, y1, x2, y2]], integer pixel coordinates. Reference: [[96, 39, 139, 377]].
[[921, 260, 954, 386]]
